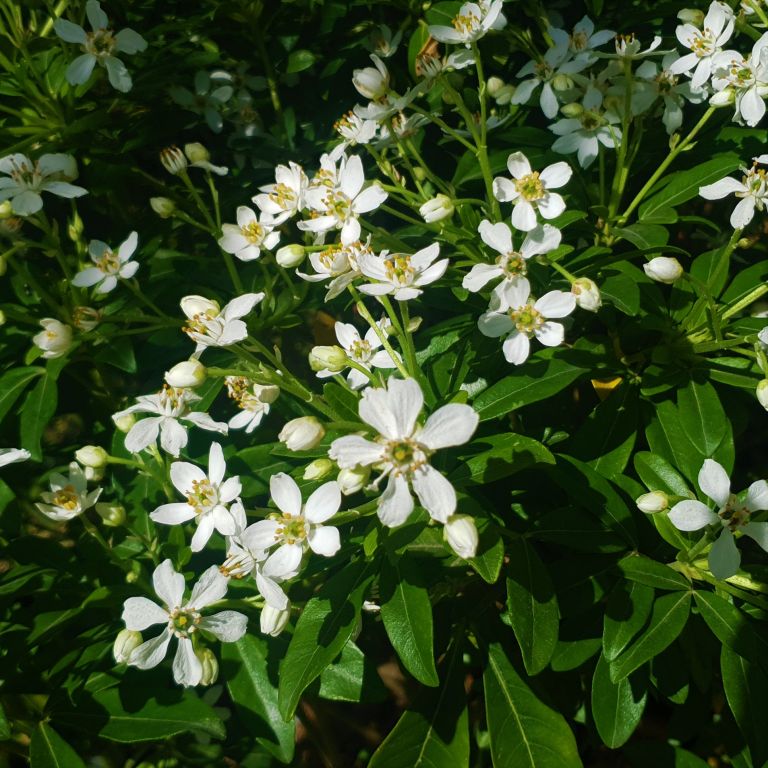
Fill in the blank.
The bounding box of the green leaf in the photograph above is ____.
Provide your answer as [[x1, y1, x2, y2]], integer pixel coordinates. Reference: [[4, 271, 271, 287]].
[[633, 452, 691, 497], [690, 246, 731, 298], [618, 555, 691, 591], [615, 223, 669, 250], [0, 701, 9, 740], [368, 641, 468, 768], [454, 433, 554, 485], [609, 591, 691, 682], [505, 539, 559, 676], [721, 645, 768, 767], [676, 380, 732, 469], [286, 49, 316, 73], [624, 741, 710, 768], [600, 271, 641, 316], [319, 641, 386, 703], [468, 515, 505, 584], [380, 556, 438, 687], [484, 642, 582, 768], [20, 372, 58, 461], [54, 686, 225, 742], [30, 722, 86, 768], [278, 559, 374, 720], [0, 365, 44, 424], [592, 654, 647, 748], [323, 382, 360, 422], [473, 356, 586, 421], [223, 634, 295, 763], [639, 155, 740, 220], [603, 581, 655, 662]]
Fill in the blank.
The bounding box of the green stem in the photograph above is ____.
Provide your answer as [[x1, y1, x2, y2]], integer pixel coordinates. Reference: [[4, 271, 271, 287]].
[[471, 43, 501, 222]]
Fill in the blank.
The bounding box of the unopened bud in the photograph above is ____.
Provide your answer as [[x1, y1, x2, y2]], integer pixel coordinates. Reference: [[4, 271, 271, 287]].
[[636, 491, 669, 513], [710, 88, 735, 107], [113, 412, 136, 433], [184, 142, 210, 164], [677, 8, 705, 25], [196, 647, 219, 685], [0, 201, 12, 219], [572, 277, 602, 312], [643, 256, 683, 284], [309, 345, 348, 373], [338, 466, 371, 495], [419, 194, 455, 223], [486, 76, 506, 98], [84, 465, 105, 483], [113, 628, 142, 663], [76, 445, 108, 468], [757, 379, 768, 410], [0, 255, 6, 276], [150, 197, 176, 218], [260, 604, 291, 636], [304, 458, 334, 481], [443, 515, 479, 559], [165, 359, 207, 388], [560, 102, 584, 118], [552, 73, 574, 91], [96, 502, 126, 527], [72, 306, 102, 332], [160, 146, 188, 175], [0, 311, 5, 326], [737, 237, 752, 249], [352, 56, 390, 100], [276, 244, 306, 268], [278, 416, 325, 451], [494, 84, 516, 105]]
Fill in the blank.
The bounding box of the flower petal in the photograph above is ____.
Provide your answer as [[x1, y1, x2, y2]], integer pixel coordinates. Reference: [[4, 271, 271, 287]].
[[377, 474, 414, 527], [208, 442, 226, 485], [668, 499, 719, 531], [150, 502, 196, 526], [129, 629, 171, 670], [412, 465, 457, 523], [170, 461, 206, 495], [708, 528, 740, 580], [419, 404, 479, 450], [502, 332, 530, 365], [188, 564, 229, 609], [308, 525, 341, 556], [172, 637, 203, 686], [304, 481, 341, 523], [152, 559, 185, 609], [199, 610, 248, 642], [698, 459, 730, 507], [270, 472, 302, 516], [122, 597, 167, 630], [746, 480, 768, 513], [328, 435, 385, 468]]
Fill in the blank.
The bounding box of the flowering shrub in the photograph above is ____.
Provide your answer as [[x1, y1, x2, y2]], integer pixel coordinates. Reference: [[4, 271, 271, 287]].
[[4, 0, 768, 766]]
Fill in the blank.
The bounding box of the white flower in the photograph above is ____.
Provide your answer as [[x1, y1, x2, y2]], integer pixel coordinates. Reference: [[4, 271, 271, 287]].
[[711, 34, 768, 127], [444, 514, 479, 558], [329, 378, 479, 527], [122, 560, 247, 687], [330, 112, 378, 161], [478, 276, 576, 365], [260, 604, 291, 636], [252, 161, 309, 223], [428, 0, 506, 47], [316, 320, 397, 389], [165, 360, 207, 389], [419, 194, 455, 224], [668, 459, 768, 579], [700, 160, 768, 228], [643, 256, 684, 283], [296, 239, 370, 300], [279, 417, 326, 451], [72, 306, 103, 332], [352, 54, 390, 100], [114, 385, 227, 457], [612, 33, 664, 60], [0, 448, 30, 468], [636, 491, 670, 513], [338, 466, 371, 495], [33, 318, 73, 359], [150, 442, 242, 551], [35, 462, 101, 521], [757, 379, 768, 409], [369, 25, 403, 59], [0, 153, 86, 216], [492, 153, 572, 231], [550, 87, 621, 168], [218, 207, 280, 262], [668, 0, 735, 89], [225, 377, 280, 433], [571, 277, 602, 312], [183, 143, 228, 176], [358, 242, 448, 301], [71, 231, 139, 294], [299, 155, 388, 245], [567, 16, 616, 60], [54, 0, 147, 92], [463, 221, 561, 299], [181, 293, 264, 354]]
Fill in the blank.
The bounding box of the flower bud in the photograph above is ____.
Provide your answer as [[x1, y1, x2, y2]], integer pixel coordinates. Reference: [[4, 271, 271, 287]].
[[72, 306, 102, 332], [254, 383, 281, 404], [419, 194, 455, 224], [352, 56, 389, 100], [84, 465, 105, 483], [677, 8, 704, 24], [113, 628, 142, 663], [75, 445, 108, 468], [552, 73, 574, 91], [0, 310, 5, 326], [180, 295, 219, 319], [636, 491, 669, 513], [303, 458, 334, 481], [643, 256, 683, 284], [757, 379, 768, 410], [0, 200, 12, 219], [338, 466, 371, 496], [486, 76, 506, 98], [560, 102, 583, 118], [160, 146, 188, 175], [443, 515, 478, 559], [494, 84, 516, 105], [196, 647, 219, 685], [165, 359, 207, 388], [309, 345, 348, 373], [150, 196, 176, 218], [571, 278, 602, 312], [184, 142, 210, 164], [112, 411, 136, 433], [96, 502, 126, 527], [33, 318, 73, 360], [710, 88, 735, 107], [279, 416, 325, 451], [276, 244, 306, 268], [0, 255, 6, 276], [260, 604, 291, 637]]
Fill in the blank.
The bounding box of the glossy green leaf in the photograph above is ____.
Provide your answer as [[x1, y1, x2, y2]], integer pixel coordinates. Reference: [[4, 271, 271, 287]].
[[30, 722, 86, 768], [223, 634, 295, 763], [603, 581, 655, 661], [380, 556, 438, 687], [633, 452, 691, 497], [0, 365, 44, 424], [278, 559, 374, 719], [618, 555, 691, 591], [286, 49, 316, 73], [676, 380, 732, 469], [20, 373, 58, 461], [319, 641, 386, 703], [609, 591, 691, 682], [592, 654, 647, 748], [484, 642, 582, 768], [616, 223, 669, 250], [505, 539, 559, 676], [455, 433, 554, 485]]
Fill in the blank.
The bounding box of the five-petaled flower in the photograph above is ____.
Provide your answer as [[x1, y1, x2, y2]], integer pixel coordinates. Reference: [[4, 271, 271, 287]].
[[699, 158, 768, 229], [0, 153, 86, 215], [36, 462, 101, 521], [72, 232, 140, 294], [218, 207, 280, 262], [181, 293, 264, 354], [358, 242, 448, 301]]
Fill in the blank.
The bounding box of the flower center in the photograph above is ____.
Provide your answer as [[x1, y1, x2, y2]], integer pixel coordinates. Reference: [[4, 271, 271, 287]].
[[509, 304, 544, 335], [496, 252, 527, 278], [720, 494, 751, 531], [514, 171, 545, 201], [383, 438, 429, 475], [186, 479, 218, 515], [241, 220, 265, 244], [740, 167, 767, 198], [85, 28, 116, 57], [183, 308, 221, 338], [452, 9, 481, 35], [688, 29, 715, 58], [580, 109, 604, 131], [96, 248, 121, 275], [324, 190, 352, 222], [52, 485, 79, 510], [273, 512, 308, 546], [570, 30, 589, 51], [384, 254, 415, 286], [158, 384, 186, 412], [269, 183, 296, 209], [169, 607, 201, 638], [220, 550, 254, 579], [350, 338, 373, 362]]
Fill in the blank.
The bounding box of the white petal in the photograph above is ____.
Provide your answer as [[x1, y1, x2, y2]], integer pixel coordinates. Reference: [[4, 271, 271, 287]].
[[270, 472, 302, 516], [419, 404, 479, 450], [377, 474, 414, 527], [328, 435, 385, 468], [243, 519, 280, 551], [170, 461, 206, 495], [534, 321, 565, 347], [255, 571, 289, 610], [262, 543, 303, 579], [159, 419, 188, 457], [478, 219, 513, 254], [308, 525, 341, 556], [55, 19, 87, 44], [124, 417, 161, 453], [199, 610, 248, 642], [213, 505, 237, 535], [746, 480, 768, 513], [668, 499, 719, 531], [173, 637, 203, 687], [122, 597, 167, 630], [708, 528, 740, 580], [218, 476, 242, 504], [502, 332, 530, 364], [511, 200, 537, 232], [208, 442, 226, 485], [537, 192, 566, 219], [191, 513, 216, 552], [478, 311, 514, 338], [129, 630, 171, 670], [152, 559, 185, 609], [188, 565, 229, 609], [492, 177, 518, 203], [539, 161, 572, 189], [506, 151, 532, 179], [699, 177, 745, 199], [743, 522, 768, 552], [304, 481, 341, 523], [150, 502, 196, 525], [698, 459, 730, 507], [412, 465, 456, 523], [730, 197, 756, 229], [463, 263, 503, 292]]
